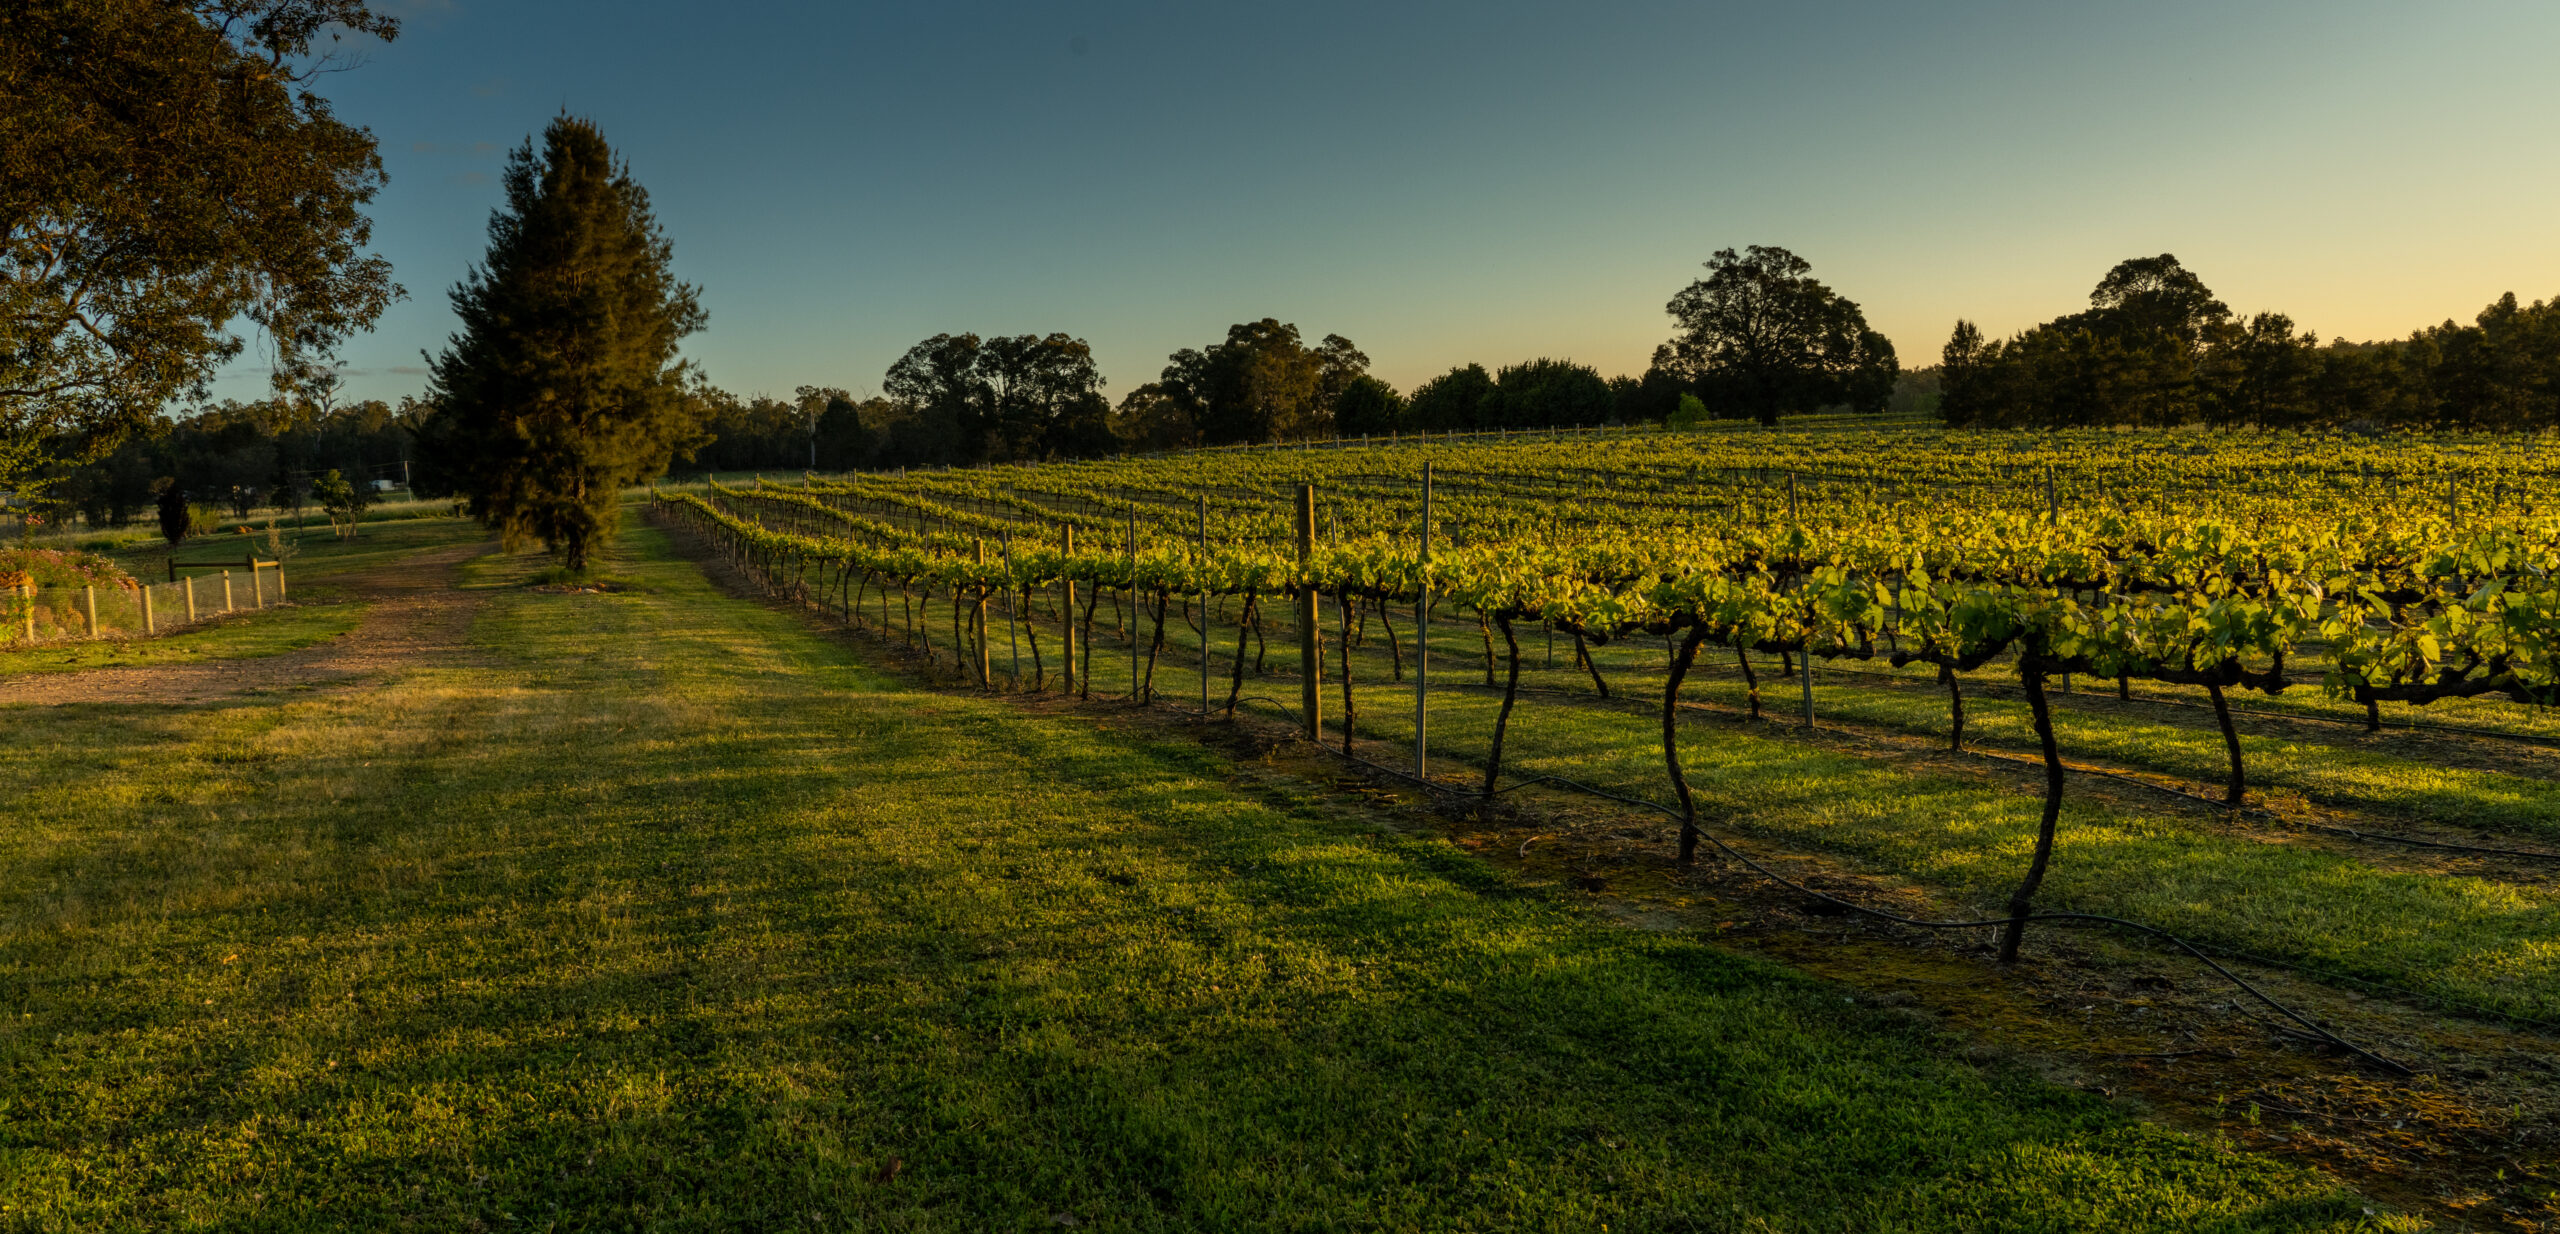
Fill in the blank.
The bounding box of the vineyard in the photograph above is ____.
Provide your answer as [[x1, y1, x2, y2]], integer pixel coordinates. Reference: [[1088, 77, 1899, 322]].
[[653, 414, 2560, 1139], [656, 424, 2560, 1073]]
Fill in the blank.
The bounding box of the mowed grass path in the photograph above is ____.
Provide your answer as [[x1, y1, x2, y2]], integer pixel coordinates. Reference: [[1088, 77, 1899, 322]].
[[0, 517, 486, 680], [0, 525, 2386, 1231]]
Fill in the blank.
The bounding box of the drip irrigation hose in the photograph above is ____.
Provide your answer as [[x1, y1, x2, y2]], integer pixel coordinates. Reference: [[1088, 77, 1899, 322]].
[[1953, 747, 2560, 864], [1734, 657, 2560, 753], [1326, 663, 2560, 867], [679, 504, 2515, 1059], [1307, 747, 2413, 1076]]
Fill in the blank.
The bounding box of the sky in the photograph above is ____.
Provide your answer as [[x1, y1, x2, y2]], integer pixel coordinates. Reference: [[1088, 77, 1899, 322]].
[[214, 0, 2560, 408]]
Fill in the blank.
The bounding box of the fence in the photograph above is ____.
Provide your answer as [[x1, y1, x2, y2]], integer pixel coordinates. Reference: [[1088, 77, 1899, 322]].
[[5, 563, 286, 646]]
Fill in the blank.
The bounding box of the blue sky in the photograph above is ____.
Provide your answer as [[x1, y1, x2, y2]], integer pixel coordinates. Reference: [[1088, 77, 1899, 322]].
[[219, 0, 2560, 407]]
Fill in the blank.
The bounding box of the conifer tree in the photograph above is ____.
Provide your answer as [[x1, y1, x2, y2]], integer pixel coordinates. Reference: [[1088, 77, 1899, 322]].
[[421, 115, 705, 570]]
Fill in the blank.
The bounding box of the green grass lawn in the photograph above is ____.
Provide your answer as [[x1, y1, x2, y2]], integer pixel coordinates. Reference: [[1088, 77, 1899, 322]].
[[0, 517, 491, 680], [881, 585, 2560, 1026], [0, 601, 363, 678], [131, 512, 486, 594], [1745, 663, 2560, 841], [0, 523, 2392, 1231]]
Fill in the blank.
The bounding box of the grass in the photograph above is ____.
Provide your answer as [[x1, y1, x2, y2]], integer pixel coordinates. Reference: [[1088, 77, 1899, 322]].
[[862, 583, 2560, 1025], [132, 512, 486, 594], [0, 518, 492, 680], [0, 602, 362, 678], [0, 521, 2392, 1231], [1718, 666, 2560, 842], [19, 497, 460, 558]]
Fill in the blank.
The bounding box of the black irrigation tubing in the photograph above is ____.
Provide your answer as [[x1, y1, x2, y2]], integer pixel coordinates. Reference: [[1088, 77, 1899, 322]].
[[1772, 658, 2560, 753], [1946, 747, 2560, 864], [1179, 663, 2560, 1037], [1291, 741, 2414, 1076], [2167, 938, 2560, 1037], [683, 504, 2529, 1052], [1204, 663, 2534, 865]]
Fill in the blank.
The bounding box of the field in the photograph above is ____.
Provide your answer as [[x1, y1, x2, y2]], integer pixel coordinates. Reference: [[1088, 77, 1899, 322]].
[[660, 422, 2560, 1227], [4, 423, 2556, 1229]]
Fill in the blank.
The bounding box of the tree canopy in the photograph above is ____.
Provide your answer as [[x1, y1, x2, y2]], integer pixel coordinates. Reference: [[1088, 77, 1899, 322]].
[[419, 115, 704, 570], [1656, 246, 1899, 425], [878, 331, 1111, 465], [1939, 255, 2560, 430], [1, 0, 403, 486], [1154, 320, 1370, 445]]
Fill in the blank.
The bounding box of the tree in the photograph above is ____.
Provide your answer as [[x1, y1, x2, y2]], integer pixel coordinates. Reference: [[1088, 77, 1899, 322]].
[[882, 333, 987, 463], [1608, 367, 1687, 425], [1481, 359, 1613, 428], [791, 385, 837, 470], [1406, 364, 1495, 431], [311, 467, 365, 539], [1658, 246, 1899, 426], [2, 0, 403, 457], [2201, 312, 2321, 426], [879, 332, 1110, 464], [1331, 374, 1405, 435], [156, 480, 190, 545], [1153, 320, 1368, 445], [419, 115, 706, 571], [979, 333, 1112, 459], [2088, 254, 2230, 348], [1110, 383, 1197, 452]]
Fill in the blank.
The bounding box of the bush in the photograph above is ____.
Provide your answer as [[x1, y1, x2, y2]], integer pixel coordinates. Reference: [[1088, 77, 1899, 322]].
[[157, 483, 190, 544], [312, 470, 369, 540], [0, 548, 136, 592]]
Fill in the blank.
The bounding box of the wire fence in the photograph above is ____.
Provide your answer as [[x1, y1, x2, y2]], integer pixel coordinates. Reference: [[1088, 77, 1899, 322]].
[[3, 564, 286, 647]]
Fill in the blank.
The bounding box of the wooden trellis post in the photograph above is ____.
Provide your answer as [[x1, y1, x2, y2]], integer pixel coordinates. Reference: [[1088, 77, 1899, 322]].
[[1297, 483, 1320, 740], [1416, 461, 1433, 778], [1198, 495, 1211, 719], [974, 539, 991, 687], [1060, 524, 1077, 695]]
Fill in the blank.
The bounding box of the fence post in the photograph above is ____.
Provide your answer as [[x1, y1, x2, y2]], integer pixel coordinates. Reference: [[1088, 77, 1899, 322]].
[[1001, 531, 1019, 688], [277, 565, 286, 601], [223, 570, 234, 614], [1788, 473, 1812, 725], [1129, 507, 1140, 698], [1296, 483, 1321, 740], [1416, 461, 1432, 779], [1198, 494, 1210, 721], [143, 584, 155, 635], [1060, 524, 1077, 695], [185, 575, 197, 623], [253, 564, 267, 609], [19, 581, 30, 642], [974, 539, 991, 687], [83, 585, 97, 637]]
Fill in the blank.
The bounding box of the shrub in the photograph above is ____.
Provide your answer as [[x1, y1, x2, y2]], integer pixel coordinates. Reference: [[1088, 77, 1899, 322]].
[[0, 548, 136, 592]]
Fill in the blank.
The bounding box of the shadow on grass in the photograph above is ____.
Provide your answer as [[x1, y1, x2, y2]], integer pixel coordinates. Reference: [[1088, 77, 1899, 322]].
[[0, 524, 2386, 1231]]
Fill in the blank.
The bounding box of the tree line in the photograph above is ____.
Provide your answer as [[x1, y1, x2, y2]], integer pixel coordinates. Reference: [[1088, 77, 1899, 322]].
[[680, 245, 1909, 473], [1942, 255, 2560, 430], [19, 1, 2551, 573], [44, 395, 420, 531]]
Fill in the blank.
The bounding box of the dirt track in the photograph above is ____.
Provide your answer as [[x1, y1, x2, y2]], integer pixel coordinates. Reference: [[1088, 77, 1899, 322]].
[[0, 540, 492, 706]]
